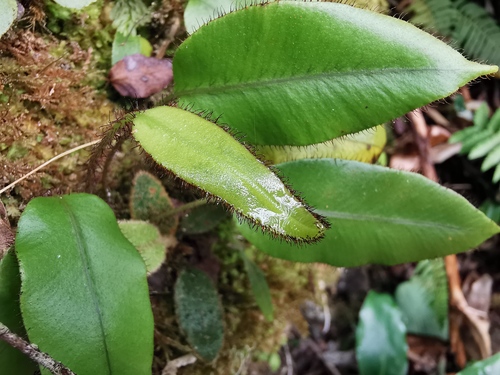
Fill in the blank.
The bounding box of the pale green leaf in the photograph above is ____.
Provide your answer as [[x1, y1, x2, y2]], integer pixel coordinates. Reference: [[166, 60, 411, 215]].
[[53, 0, 97, 10], [0, 0, 17, 38], [174, 268, 224, 361], [237, 159, 500, 266], [257, 126, 386, 164], [132, 106, 326, 242], [119, 220, 170, 274], [174, 2, 496, 146], [356, 292, 408, 375], [15, 194, 154, 375]]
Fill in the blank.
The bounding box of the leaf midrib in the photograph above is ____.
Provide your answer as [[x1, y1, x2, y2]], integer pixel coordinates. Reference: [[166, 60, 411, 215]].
[[315, 208, 462, 232], [175, 66, 467, 97], [63, 200, 112, 375]]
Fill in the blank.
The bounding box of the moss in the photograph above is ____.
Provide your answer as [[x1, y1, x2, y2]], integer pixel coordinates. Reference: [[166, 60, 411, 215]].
[[45, 0, 114, 76], [0, 28, 116, 205]]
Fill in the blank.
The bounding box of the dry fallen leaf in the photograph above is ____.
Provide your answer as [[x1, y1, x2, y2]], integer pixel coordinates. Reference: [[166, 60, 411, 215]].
[[109, 54, 173, 98]]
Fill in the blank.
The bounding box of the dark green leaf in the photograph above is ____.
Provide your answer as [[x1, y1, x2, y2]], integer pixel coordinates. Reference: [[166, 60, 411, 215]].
[[179, 203, 229, 235], [15, 194, 154, 375], [458, 353, 500, 375], [174, 2, 496, 146], [356, 291, 408, 375], [132, 106, 327, 242], [0, 250, 37, 374], [174, 268, 224, 361], [237, 159, 500, 266], [130, 171, 178, 235], [240, 251, 273, 321]]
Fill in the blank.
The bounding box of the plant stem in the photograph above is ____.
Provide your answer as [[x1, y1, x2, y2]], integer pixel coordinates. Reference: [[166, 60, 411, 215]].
[[167, 199, 207, 217], [0, 322, 76, 375]]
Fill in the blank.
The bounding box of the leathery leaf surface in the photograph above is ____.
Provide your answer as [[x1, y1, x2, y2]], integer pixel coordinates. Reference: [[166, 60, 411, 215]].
[[132, 106, 326, 242], [15, 194, 154, 375], [174, 2, 497, 146], [237, 159, 500, 266]]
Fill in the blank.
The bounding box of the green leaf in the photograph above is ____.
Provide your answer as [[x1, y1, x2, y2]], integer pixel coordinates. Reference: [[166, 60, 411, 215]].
[[480, 199, 500, 223], [179, 204, 229, 235], [174, 268, 224, 361], [174, 2, 496, 146], [395, 259, 448, 340], [257, 125, 386, 165], [130, 171, 178, 235], [469, 132, 500, 160], [474, 102, 491, 130], [237, 159, 500, 266], [0, 0, 17, 38], [0, 250, 37, 375], [356, 291, 408, 375], [481, 145, 500, 172], [15, 194, 154, 375], [53, 0, 97, 10], [458, 353, 500, 375], [240, 251, 273, 321], [184, 0, 265, 34], [119, 220, 170, 274], [112, 32, 153, 65], [132, 106, 327, 242]]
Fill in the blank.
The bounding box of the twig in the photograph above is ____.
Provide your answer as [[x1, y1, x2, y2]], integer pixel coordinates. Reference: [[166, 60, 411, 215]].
[[0, 139, 100, 195], [161, 354, 196, 375], [167, 199, 207, 217], [0, 322, 76, 375]]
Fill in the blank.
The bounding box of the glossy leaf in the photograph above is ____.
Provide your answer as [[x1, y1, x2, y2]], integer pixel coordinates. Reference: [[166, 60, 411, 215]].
[[174, 268, 224, 361], [119, 220, 170, 274], [0, 250, 37, 375], [395, 259, 448, 340], [54, 0, 96, 9], [132, 106, 327, 242], [237, 159, 500, 266], [458, 353, 500, 375], [0, 0, 17, 38], [257, 125, 386, 165], [174, 2, 497, 146], [15, 194, 154, 375], [111, 32, 153, 65], [240, 251, 273, 321], [356, 291, 408, 375]]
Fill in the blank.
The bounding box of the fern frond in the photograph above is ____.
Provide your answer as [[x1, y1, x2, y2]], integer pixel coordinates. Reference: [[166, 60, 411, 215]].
[[449, 102, 500, 182], [395, 259, 448, 340], [408, 0, 500, 66], [110, 0, 150, 36]]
